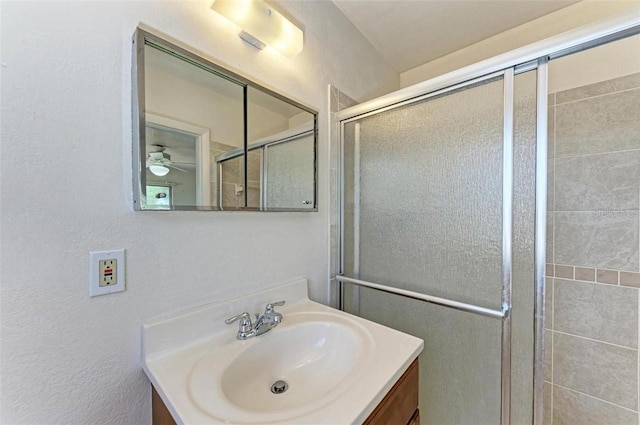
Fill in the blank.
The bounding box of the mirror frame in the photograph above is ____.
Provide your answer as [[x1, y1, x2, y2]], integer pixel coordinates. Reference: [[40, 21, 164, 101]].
[[132, 28, 318, 212]]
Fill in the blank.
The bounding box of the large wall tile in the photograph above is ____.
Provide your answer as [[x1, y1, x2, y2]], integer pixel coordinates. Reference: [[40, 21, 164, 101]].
[[554, 211, 639, 271], [553, 333, 638, 409], [555, 150, 640, 211], [221, 182, 239, 208], [554, 279, 638, 348], [547, 158, 554, 211], [246, 184, 259, 208], [544, 329, 552, 381], [555, 89, 640, 157], [553, 385, 638, 425], [221, 156, 242, 184], [545, 278, 553, 329], [330, 223, 339, 276], [329, 168, 338, 225], [555, 73, 640, 105], [338, 90, 358, 109], [246, 151, 261, 182], [543, 383, 552, 425], [546, 212, 553, 264], [330, 86, 339, 113], [548, 106, 555, 159]]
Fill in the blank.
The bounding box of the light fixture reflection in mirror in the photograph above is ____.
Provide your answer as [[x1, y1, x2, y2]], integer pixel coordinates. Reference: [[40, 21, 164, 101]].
[[149, 165, 170, 177]]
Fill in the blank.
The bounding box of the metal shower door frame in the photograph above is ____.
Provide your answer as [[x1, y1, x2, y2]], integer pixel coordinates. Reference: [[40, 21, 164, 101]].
[[337, 67, 519, 425], [335, 13, 640, 425]]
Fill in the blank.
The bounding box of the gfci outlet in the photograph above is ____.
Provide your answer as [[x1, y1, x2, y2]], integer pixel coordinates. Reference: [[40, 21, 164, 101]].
[[89, 249, 125, 297], [99, 259, 117, 287]]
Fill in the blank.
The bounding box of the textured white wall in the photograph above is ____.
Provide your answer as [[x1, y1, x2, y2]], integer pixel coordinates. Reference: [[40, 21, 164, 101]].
[[146, 65, 292, 147], [0, 1, 398, 424], [146, 65, 245, 147]]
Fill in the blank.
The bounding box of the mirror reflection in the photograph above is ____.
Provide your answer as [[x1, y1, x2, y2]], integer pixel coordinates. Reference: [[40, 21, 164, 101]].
[[216, 87, 315, 210], [133, 30, 317, 211]]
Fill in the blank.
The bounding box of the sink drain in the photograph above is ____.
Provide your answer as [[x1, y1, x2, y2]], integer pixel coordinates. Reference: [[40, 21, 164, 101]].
[[271, 380, 288, 394]]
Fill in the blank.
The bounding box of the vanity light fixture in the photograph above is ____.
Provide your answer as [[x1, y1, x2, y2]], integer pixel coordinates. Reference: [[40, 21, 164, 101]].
[[210, 0, 303, 58], [149, 165, 170, 177]]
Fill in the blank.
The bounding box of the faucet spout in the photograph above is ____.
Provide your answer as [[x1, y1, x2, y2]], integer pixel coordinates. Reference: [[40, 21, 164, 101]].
[[254, 301, 285, 336], [225, 301, 286, 340]]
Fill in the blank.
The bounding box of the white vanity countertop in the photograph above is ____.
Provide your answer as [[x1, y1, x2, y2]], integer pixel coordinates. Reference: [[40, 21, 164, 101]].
[[142, 278, 423, 425]]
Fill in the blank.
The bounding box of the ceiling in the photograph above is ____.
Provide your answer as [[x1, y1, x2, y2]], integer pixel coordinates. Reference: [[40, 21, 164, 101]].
[[333, 0, 579, 73], [146, 125, 196, 168]]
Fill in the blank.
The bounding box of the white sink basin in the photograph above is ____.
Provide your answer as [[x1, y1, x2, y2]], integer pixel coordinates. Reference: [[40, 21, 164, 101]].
[[142, 279, 423, 425], [189, 311, 375, 423]]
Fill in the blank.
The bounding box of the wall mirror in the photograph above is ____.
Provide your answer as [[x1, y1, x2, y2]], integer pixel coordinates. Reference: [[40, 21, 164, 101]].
[[132, 29, 318, 211]]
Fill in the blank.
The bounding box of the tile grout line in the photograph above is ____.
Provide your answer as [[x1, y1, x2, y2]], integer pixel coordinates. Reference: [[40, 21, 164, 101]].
[[552, 208, 640, 212], [552, 329, 638, 351], [553, 147, 640, 160], [552, 383, 640, 414], [554, 84, 640, 107], [555, 276, 624, 289], [547, 264, 640, 288]]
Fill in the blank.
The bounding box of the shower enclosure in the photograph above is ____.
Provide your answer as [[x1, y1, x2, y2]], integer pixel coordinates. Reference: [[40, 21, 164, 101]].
[[216, 123, 315, 210], [334, 14, 640, 425]]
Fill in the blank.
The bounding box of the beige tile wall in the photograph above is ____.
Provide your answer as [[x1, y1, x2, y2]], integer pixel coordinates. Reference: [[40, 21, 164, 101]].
[[545, 73, 640, 424]]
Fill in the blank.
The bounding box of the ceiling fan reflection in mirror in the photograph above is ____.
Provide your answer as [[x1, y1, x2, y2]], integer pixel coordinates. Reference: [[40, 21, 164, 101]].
[[146, 145, 188, 177]]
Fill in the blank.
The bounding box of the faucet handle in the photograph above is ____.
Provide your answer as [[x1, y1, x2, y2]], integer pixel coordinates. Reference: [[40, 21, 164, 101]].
[[225, 312, 253, 332], [265, 300, 285, 314]]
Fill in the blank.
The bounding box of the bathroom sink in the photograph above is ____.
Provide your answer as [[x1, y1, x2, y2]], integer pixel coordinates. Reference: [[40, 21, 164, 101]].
[[189, 311, 375, 422], [142, 279, 423, 425]]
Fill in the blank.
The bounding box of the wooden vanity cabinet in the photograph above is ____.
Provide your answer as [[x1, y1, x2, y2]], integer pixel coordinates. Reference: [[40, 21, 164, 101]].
[[363, 358, 419, 425], [152, 387, 176, 425], [152, 358, 419, 425]]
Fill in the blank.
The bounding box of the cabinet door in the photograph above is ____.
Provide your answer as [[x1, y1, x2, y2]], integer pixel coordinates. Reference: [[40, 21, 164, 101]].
[[364, 359, 419, 425]]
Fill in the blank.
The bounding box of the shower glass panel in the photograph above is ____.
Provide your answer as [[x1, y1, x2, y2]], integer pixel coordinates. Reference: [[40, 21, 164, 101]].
[[264, 134, 315, 209], [341, 69, 538, 424], [344, 77, 504, 309]]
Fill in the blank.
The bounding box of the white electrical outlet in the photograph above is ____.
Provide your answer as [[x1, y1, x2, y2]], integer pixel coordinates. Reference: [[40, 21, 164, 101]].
[[89, 249, 125, 297], [99, 259, 117, 287]]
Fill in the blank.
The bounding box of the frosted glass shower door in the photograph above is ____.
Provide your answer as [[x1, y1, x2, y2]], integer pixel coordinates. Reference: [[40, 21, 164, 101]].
[[264, 134, 315, 209], [340, 70, 538, 424]]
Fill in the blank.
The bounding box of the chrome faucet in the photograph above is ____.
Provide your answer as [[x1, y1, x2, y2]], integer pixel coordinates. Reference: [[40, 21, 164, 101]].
[[254, 301, 285, 335], [224, 312, 256, 340], [225, 301, 285, 340]]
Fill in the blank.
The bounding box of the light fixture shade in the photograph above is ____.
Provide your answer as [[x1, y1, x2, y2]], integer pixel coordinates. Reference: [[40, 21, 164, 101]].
[[149, 165, 170, 177], [211, 0, 303, 58]]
